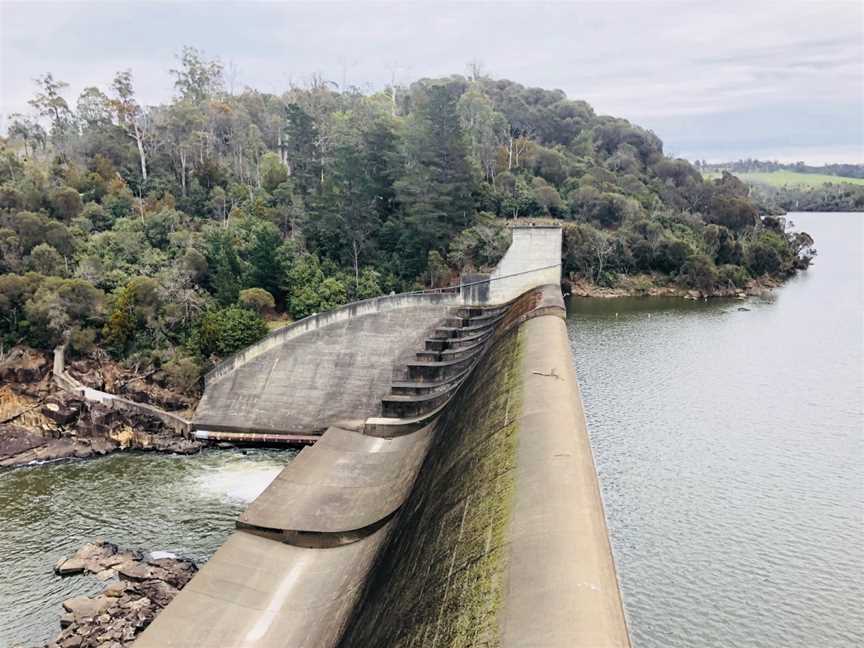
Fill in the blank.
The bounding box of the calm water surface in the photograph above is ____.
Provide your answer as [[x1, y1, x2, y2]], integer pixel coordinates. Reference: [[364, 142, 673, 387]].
[[0, 448, 293, 646], [568, 212, 863, 647]]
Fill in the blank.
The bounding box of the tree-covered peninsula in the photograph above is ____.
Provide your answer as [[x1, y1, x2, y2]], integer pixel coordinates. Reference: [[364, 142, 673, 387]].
[[0, 49, 815, 389]]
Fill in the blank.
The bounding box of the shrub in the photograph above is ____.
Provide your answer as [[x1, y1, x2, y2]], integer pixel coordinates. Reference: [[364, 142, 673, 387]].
[[239, 287, 275, 314], [652, 238, 692, 274], [681, 254, 718, 292], [69, 326, 97, 355], [27, 243, 65, 276], [746, 242, 782, 276], [50, 186, 83, 221], [163, 353, 203, 394], [717, 264, 750, 288], [194, 305, 268, 357]]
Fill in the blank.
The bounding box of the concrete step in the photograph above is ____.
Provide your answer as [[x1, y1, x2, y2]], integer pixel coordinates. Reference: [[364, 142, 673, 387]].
[[446, 329, 494, 349], [381, 386, 458, 418], [406, 355, 476, 382], [454, 305, 508, 318], [434, 320, 497, 339], [424, 338, 449, 352], [440, 340, 487, 360], [390, 371, 469, 395]]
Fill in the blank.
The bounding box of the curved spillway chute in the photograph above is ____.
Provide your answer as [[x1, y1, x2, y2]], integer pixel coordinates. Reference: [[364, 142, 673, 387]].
[[237, 424, 435, 546]]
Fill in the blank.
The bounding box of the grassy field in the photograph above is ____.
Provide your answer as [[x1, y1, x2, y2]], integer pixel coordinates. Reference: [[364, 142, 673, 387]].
[[703, 170, 864, 188]]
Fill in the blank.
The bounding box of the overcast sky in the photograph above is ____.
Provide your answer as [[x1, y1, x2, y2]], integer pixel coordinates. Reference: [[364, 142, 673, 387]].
[[1, 0, 862, 164]]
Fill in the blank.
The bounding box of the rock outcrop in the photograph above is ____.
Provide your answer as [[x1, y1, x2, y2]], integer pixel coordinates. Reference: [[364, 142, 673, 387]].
[[44, 541, 196, 648], [1, 350, 200, 468]]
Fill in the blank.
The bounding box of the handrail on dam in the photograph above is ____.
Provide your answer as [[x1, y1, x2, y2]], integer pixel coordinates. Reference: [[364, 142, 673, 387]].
[[203, 262, 562, 386]]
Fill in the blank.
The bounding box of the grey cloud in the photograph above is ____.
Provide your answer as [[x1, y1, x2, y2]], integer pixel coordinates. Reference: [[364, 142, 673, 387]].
[[1, 0, 861, 163]]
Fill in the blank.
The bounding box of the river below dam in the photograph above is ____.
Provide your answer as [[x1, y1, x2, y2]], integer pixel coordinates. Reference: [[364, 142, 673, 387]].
[[1, 212, 861, 647]]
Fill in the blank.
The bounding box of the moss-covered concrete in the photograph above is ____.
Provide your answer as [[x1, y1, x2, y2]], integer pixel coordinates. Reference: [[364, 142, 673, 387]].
[[339, 326, 525, 648]]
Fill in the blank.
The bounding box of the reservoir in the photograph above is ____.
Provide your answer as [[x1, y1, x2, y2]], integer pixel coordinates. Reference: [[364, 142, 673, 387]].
[[1, 212, 860, 647], [568, 212, 862, 647]]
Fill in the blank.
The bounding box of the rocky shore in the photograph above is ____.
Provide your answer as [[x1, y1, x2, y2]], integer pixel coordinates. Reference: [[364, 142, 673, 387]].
[[41, 541, 196, 648], [564, 274, 780, 300], [1, 348, 201, 468]]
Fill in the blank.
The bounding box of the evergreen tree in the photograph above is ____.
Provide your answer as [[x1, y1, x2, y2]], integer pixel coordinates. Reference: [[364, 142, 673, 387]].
[[394, 81, 477, 279]]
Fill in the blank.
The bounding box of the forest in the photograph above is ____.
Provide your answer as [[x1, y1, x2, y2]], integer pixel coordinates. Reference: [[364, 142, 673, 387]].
[[0, 48, 815, 391]]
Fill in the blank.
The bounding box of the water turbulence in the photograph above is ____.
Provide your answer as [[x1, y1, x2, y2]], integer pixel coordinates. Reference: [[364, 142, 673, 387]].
[[0, 448, 293, 646]]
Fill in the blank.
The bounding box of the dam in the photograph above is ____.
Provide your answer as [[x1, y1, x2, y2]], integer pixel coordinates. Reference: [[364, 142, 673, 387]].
[[135, 225, 630, 647]]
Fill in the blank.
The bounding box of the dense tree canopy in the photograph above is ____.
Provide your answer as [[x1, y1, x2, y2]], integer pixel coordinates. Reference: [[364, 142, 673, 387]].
[[0, 50, 813, 390]]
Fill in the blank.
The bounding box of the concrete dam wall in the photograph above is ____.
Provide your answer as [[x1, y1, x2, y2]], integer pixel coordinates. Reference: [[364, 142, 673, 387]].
[[193, 226, 563, 439], [194, 300, 455, 435], [136, 226, 629, 647]]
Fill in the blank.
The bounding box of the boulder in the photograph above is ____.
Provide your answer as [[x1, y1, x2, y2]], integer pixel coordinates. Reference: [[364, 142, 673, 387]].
[[0, 347, 48, 383], [95, 568, 116, 581], [42, 397, 82, 425], [55, 558, 86, 575], [62, 595, 111, 620]]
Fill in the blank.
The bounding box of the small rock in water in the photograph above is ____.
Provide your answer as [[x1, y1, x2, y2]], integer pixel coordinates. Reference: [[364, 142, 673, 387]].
[[95, 568, 116, 581], [55, 557, 86, 576], [737, 307, 750, 312], [146, 550, 177, 561]]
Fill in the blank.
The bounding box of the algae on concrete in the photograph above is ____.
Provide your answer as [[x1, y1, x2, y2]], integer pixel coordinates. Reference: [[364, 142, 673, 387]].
[[339, 329, 525, 648]]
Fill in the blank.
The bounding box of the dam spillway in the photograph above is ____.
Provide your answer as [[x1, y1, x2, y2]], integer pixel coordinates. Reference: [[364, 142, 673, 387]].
[[135, 226, 630, 648]]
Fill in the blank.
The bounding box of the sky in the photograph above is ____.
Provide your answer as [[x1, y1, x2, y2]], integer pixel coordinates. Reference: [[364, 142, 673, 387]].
[[1, 0, 862, 164]]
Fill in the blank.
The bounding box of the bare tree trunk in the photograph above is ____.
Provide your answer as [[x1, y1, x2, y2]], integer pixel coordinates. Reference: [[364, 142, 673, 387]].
[[180, 150, 188, 197], [132, 122, 147, 182], [507, 136, 513, 171], [352, 240, 360, 293]]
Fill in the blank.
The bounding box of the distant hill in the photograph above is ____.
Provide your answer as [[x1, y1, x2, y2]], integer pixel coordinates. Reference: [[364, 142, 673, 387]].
[[697, 161, 864, 212], [697, 159, 864, 182], [702, 170, 864, 189]]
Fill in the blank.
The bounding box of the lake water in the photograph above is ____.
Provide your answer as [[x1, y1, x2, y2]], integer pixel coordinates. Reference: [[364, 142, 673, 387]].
[[567, 212, 863, 647], [0, 449, 293, 646], [1, 212, 860, 647]]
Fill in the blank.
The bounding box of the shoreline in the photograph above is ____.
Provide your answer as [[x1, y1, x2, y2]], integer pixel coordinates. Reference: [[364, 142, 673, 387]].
[[563, 275, 781, 301]]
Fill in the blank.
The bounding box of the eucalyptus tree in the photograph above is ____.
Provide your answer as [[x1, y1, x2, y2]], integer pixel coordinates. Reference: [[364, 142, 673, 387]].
[[110, 70, 151, 183]]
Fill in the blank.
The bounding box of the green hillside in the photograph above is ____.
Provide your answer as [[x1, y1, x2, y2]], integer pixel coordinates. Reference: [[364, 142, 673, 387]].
[[705, 170, 864, 188]]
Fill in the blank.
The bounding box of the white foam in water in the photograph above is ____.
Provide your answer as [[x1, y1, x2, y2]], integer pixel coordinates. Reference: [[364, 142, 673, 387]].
[[192, 456, 285, 503]]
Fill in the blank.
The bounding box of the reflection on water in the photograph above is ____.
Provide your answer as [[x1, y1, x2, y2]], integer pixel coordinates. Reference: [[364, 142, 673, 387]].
[[0, 448, 293, 646], [569, 213, 863, 648]]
